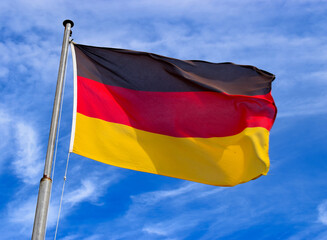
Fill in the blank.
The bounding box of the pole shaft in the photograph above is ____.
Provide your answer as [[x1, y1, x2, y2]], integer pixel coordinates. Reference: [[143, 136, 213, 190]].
[[32, 20, 73, 240]]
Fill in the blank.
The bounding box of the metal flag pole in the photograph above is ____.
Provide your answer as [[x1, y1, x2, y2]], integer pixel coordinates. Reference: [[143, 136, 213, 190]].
[[32, 19, 74, 240]]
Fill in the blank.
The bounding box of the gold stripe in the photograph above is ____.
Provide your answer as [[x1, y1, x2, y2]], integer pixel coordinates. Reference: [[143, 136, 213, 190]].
[[72, 113, 270, 186]]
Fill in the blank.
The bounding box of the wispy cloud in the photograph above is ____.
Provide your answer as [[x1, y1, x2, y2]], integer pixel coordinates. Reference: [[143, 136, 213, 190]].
[[318, 200, 327, 225], [13, 121, 43, 184], [90, 183, 257, 239], [64, 177, 112, 206], [0, 168, 119, 240], [64, 179, 98, 205], [59, 234, 104, 240], [79, 174, 327, 240], [0, 108, 43, 184], [60, 234, 81, 240], [285, 200, 327, 240], [277, 94, 327, 118], [7, 195, 37, 232]]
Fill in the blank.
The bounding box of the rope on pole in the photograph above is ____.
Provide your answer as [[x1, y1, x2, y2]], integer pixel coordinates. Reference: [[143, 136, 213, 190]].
[[54, 152, 71, 240]]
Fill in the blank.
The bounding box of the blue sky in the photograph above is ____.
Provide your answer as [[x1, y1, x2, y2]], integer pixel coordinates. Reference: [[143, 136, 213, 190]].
[[0, 0, 327, 239]]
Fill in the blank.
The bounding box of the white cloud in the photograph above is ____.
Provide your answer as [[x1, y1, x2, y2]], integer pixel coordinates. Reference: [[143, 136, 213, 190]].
[[285, 199, 327, 240], [83, 235, 104, 240], [132, 183, 198, 205], [142, 226, 167, 236], [46, 168, 120, 234], [97, 183, 228, 239], [8, 195, 37, 228], [277, 94, 327, 118], [0, 109, 44, 181], [0, 110, 44, 238], [13, 121, 43, 185], [131, 182, 224, 208], [64, 179, 99, 205], [60, 234, 81, 240], [141, 213, 202, 238], [1, 170, 118, 240], [318, 200, 327, 225], [0, 194, 37, 240], [61, 165, 118, 207], [59, 234, 104, 240], [307, 71, 327, 85]]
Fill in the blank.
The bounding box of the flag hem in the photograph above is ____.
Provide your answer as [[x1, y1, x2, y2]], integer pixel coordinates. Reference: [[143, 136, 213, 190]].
[[69, 42, 78, 152]]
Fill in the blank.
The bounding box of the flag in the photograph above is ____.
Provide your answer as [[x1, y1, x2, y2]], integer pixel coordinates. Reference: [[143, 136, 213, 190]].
[[69, 43, 277, 186]]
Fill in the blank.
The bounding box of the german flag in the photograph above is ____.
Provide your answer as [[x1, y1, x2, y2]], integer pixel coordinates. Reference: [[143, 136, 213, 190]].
[[69, 43, 277, 186]]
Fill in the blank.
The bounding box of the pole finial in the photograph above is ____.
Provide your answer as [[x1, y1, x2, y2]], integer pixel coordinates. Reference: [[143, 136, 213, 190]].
[[63, 19, 74, 28]]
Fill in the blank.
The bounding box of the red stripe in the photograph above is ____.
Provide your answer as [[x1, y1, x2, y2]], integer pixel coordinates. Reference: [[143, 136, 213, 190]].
[[77, 76, 276, 138]]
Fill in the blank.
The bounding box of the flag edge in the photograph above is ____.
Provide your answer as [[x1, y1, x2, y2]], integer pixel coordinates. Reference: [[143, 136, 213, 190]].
[[69, 42, 78, 152]]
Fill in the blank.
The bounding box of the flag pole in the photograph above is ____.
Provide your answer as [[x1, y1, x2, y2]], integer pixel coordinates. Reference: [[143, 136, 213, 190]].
[[32, 19, 74, 240]]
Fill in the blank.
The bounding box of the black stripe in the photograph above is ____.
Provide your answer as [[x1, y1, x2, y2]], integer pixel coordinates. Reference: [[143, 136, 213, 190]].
[[74, 43, 275, 95]]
